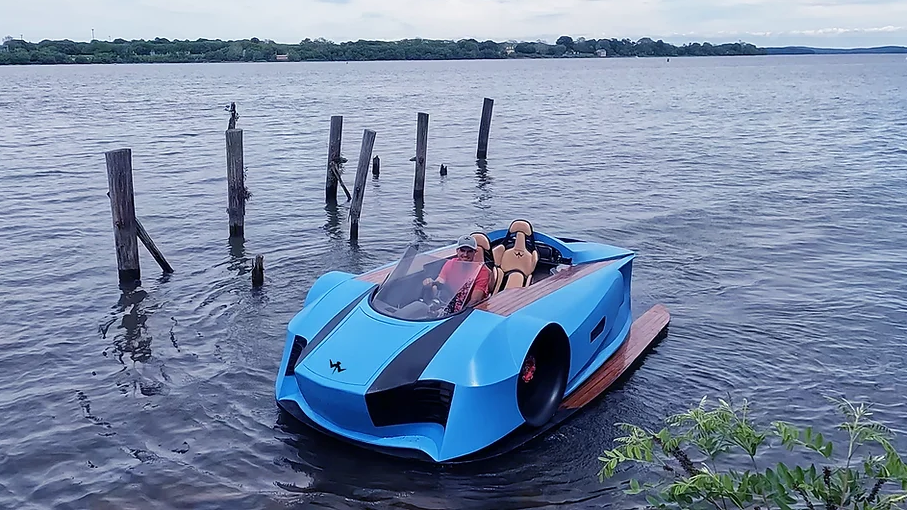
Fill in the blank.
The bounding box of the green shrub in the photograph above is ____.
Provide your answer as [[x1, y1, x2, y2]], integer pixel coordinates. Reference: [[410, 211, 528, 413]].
[[598, 396, 907, 509]]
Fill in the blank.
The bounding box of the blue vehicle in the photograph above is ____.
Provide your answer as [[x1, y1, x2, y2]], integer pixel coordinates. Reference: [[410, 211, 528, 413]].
[[275, 220, 669, 463]]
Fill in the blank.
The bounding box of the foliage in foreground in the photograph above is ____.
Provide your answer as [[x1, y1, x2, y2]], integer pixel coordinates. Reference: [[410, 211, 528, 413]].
[[599, 397, 907, 509]]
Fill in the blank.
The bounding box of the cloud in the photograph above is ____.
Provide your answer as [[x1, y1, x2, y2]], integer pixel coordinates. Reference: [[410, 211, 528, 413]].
[[1, 0, 905, 47]]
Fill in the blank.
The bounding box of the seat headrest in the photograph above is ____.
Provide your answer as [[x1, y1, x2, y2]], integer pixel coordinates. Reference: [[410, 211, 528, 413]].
[[471, 232, 491, 251], [508, 220, 533, 237]]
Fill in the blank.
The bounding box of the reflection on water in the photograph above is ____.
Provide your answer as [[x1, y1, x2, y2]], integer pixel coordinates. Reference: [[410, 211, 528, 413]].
[[227, 236, 249, 275], [474, 159, 495, 231], [100, 288, 153, 364], [323, 202, 343, 240], [412, 197, 429, 246]]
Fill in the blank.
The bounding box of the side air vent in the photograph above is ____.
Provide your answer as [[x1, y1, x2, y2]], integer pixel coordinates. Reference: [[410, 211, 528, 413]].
[[285, 335, 308, 376], [591, 316, 607, 342], [366, 380, 455, 428]]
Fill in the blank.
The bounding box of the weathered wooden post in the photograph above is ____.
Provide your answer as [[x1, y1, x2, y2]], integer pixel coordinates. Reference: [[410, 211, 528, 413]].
[[105, 148, 140, 284], [225, 128, 246, 237], [414, 112, 429, 200], [349, 129, 377, 242], [476, 97, 494, 159], [326, 115, 343, 203], [372, 155, 380, 177]]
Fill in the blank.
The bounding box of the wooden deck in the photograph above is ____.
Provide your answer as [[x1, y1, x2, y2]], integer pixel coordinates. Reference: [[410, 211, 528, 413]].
[[560, 304, 670, 410], [476, 259, 616, 316]]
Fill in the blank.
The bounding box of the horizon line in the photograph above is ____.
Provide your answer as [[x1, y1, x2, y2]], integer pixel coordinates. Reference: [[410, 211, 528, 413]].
[[4, 34, 906, 51]]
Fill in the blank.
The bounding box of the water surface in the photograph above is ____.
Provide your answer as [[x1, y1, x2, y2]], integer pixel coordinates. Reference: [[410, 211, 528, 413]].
[[1, 54, 906, 509]]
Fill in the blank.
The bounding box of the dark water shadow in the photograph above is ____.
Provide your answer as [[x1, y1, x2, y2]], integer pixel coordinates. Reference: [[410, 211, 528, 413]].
[[99, 287, 153, 365], [345, 239, 368, 276], [475, 159, 495, 231], [272, 408, 600, 508], [227, 236, 250, 276], [476, 159, 489, 184], [154, 271, 173, 286], [323, 202, 344, 241], [412, 197, 429, 247]]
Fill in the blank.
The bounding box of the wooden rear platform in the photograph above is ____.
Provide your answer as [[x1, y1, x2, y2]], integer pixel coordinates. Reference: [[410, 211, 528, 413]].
[[561, 303, 670, 409]]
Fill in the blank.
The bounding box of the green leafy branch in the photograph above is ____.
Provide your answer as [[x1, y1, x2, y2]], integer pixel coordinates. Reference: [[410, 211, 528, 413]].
[[598, 396, 907, 510]]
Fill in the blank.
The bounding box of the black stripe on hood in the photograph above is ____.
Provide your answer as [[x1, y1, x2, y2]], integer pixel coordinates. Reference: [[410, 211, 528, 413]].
[[368, 309, 473, 394]]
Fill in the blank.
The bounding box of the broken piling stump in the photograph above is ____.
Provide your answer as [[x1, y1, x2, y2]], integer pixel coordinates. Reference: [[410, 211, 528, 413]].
[[252, 255, 264, 287]]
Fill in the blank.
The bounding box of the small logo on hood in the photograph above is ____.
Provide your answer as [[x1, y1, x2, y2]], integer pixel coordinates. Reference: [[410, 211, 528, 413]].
[[329, 359, 346, 374]]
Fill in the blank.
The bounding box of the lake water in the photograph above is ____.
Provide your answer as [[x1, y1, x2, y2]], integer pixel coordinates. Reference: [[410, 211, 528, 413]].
[[1, 54, 906, 509]]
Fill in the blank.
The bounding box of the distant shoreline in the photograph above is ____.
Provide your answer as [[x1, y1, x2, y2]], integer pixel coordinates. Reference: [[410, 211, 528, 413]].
[[1, 36, 765, 65], [765, 45, 907, 55], [2, 36, 904, 66]]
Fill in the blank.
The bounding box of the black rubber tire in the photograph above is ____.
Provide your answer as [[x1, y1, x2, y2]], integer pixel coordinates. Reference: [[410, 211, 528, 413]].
[[516, 325, 570, 427]]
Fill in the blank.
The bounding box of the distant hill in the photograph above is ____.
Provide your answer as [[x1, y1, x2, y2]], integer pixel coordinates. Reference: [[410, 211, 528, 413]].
[[765, 45, 907, 55]]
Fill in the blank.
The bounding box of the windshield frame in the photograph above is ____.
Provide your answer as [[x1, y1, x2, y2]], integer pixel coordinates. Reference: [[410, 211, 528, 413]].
[[368, 246, 487, 322]]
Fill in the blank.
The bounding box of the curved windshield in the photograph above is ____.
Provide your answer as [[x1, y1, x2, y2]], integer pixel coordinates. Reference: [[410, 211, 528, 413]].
[[370, 246, 486, 321]]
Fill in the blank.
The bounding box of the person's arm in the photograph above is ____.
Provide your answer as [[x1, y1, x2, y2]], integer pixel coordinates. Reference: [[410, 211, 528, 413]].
[[466, 287, 487, 307], [424, 260, 452, 287], [465, 267, 490, 306]]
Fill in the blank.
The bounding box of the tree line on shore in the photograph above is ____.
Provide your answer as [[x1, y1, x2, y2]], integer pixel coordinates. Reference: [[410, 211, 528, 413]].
[[0, 35, 766, 65]]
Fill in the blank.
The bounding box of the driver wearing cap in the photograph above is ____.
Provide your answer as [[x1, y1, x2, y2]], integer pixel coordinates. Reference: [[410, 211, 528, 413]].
[[423, 234, 491, 308]]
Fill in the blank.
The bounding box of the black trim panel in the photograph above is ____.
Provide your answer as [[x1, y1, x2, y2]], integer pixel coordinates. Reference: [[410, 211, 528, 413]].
[[368, 309, 473, 394], [294, 285, 375, 369], [366, 380, 455, 428], [285, 335, 308, 376]]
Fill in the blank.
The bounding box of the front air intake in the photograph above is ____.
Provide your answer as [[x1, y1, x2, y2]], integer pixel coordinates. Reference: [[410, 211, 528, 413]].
[[365, 380, 454, 428], [285, 335, 308, 376]]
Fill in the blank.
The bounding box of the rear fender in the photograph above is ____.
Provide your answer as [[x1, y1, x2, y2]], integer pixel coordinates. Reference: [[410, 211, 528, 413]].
[[501, 316, 570, 375]]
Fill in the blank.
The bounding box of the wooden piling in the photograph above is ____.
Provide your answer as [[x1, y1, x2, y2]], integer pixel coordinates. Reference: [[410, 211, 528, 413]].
[[440, 164, 448, 176], [252, 254, 264, 287], [414, 112, 429, 200], [105, 148, 140, 284], [476, 98, 494, 160], [349, 129, 377, 242], [326, 115, 343, 203], [225, 128, 246, 238], [135, 218, 173, 273], [372, 155, 380, 177]]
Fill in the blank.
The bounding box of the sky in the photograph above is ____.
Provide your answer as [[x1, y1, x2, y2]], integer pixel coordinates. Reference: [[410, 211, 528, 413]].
[[2, 0, 905, 48]]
